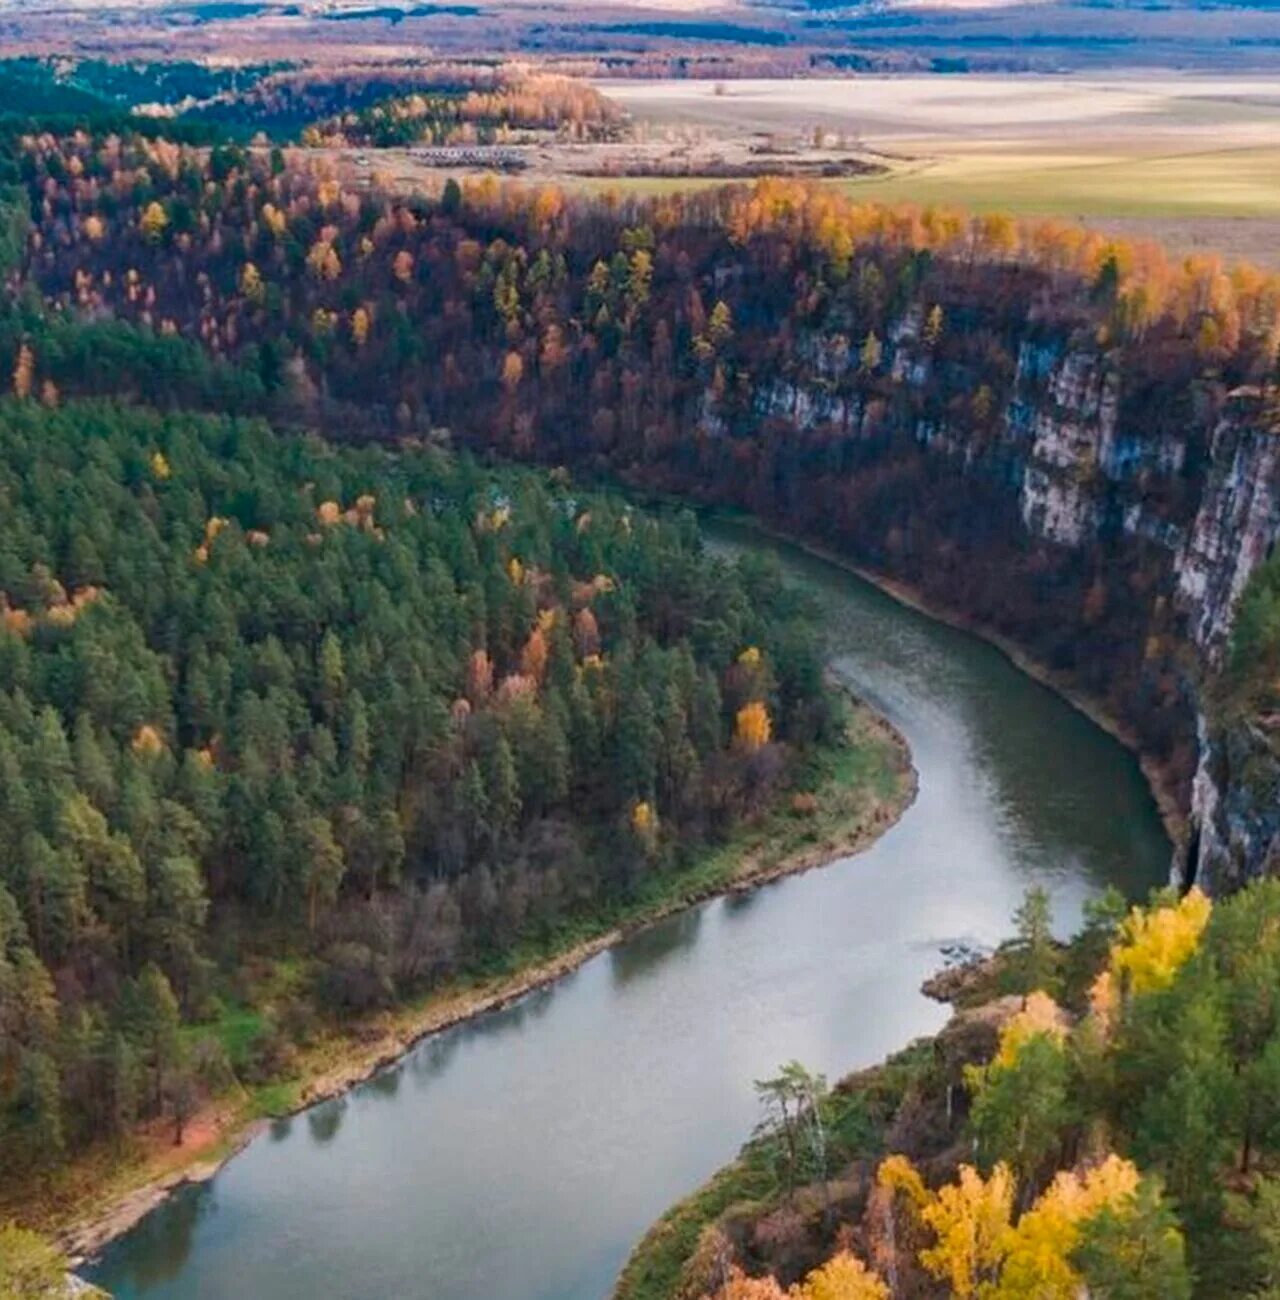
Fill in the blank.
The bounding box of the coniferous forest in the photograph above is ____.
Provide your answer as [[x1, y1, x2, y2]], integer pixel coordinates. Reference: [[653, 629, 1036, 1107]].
[[0, 393, 840, 1189]]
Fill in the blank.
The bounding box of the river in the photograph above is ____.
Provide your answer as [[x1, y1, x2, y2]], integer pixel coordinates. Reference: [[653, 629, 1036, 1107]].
[[87, 520, 1169, 1300]]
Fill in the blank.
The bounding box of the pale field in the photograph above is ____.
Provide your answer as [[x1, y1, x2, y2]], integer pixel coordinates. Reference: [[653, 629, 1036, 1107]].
[[604, 76, 1280, 143], [601, 76, 1280, 264]]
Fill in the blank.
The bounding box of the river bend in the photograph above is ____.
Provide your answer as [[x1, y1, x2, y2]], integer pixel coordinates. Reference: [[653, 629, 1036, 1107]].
[[88, 521, 1168, 1300]]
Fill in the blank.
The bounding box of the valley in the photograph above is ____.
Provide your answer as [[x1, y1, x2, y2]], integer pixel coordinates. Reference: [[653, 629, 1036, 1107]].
[[1, 16, 1280, 1300]]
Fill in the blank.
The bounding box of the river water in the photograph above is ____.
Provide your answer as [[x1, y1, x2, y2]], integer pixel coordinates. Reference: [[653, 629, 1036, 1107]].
[[87, 521, 1169, 1300]]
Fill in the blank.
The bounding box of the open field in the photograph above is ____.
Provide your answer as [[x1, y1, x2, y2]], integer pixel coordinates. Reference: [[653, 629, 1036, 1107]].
[[602, 76, 1280, 263]]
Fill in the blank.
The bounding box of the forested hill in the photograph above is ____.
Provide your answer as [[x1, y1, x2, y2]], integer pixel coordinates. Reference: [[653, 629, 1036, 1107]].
[[0, 396, 836, 1193], [10, 131, 1280, 889]]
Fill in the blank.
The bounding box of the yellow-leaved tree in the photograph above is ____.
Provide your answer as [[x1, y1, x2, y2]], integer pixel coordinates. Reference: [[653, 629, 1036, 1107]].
[[1109, 888, 1211, 997], [140, 200, 169, 242], [734, 700, 772, 752], [918, 1162, 1014, 1298], [794, 1251, 889, 1300], [989, 990, 1068, 1069], [987, 1155, 1140, 1300]]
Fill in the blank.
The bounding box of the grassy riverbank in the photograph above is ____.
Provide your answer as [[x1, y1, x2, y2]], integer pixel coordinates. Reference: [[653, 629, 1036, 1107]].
[[17, 697, 914, 1265]]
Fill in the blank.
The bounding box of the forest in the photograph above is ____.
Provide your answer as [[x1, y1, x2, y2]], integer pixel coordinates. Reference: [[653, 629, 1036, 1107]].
[[301, 75, 624, 148], [2, 101, 1280, 1285], [9, 124, 1280, 804], [0, 392, 836, 1194], [618, 878, 1280, 1300]]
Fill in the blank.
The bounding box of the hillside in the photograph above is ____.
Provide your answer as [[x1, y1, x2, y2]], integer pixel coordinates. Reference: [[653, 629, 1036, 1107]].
[[616, 880, 1280, 1298]]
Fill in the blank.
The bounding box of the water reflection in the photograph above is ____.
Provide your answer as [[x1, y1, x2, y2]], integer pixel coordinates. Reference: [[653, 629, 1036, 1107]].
[[306, 1098, 347, 1144], [103, 1184, 209, 1293], [365, 1066, 401, 1101], [609, 910, 702, 988]]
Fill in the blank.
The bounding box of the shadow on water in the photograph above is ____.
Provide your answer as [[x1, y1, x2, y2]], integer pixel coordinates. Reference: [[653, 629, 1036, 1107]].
[[101, 1184, 210, 1294], [87, 522, 1170, 1300], [609, 909, 703, 988], [306, 1098, 347, 1145]]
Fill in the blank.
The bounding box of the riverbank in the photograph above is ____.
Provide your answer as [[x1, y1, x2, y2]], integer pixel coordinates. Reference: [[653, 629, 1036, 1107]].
[[43, 699, 915, 1269], [714, 511, 1187, 855], [610, 951, 1027, 1300]]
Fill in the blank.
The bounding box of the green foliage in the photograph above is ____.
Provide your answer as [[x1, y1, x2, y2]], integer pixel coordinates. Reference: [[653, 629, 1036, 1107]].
[[1071, 1177, 1193, 1300], [1228, 552, 1280, 717], [969, 1031, 1071, 1190], [1227, 1177, 1280, 1299], [0, 396, 833, 1185], [1005, 885, 1061, 996], [0, 1221, 73, 1298]]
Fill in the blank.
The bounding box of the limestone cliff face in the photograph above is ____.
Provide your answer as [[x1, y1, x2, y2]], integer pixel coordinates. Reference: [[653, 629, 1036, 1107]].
[[712, 326, 1280, 890]]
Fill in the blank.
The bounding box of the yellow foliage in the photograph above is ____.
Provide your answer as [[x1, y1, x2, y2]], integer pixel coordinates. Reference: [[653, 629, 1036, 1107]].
[[1109, 888, 1211, 996], [82, 214, 105, 242], [993, 991, 1067, 1069], [316, 501, 342, 526], [240, 261, 264, 304], [919, 1163, 1014, 1299], [131, 725, 166, 757], [1089, 969, 1117, 1028], [44, 603, 77, 629], [989, 1155, 1140, 1300], [261, 203, 287, 237], [12, 343, 34, 400], [701, 1268, 787, 1300], [520, 626, 548, 682], [476, 505, 511, 533], [2, 604, 32, 638], [737, 646, 762, 668], [306, 239, 342, 281], [923, 304, 944, 348], [631, 800, 656, 836], [508, 556, 525, 586], [734, 700, 772, 752], [351, 306, 371, 347], [139, 201, 168, 242], [876, 1154, 928, 1209], [150, 451, 171, 481], [794, 1252, 888, 1300]]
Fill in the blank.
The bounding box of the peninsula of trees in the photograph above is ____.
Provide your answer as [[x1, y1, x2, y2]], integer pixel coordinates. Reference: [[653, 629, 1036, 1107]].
[[0, 395, 840, 1200], [618, 879, 1280, 1300]]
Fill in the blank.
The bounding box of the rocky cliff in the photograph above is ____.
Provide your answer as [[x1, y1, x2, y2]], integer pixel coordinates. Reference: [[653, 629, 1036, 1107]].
[[694, 321, 1280, 891]]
